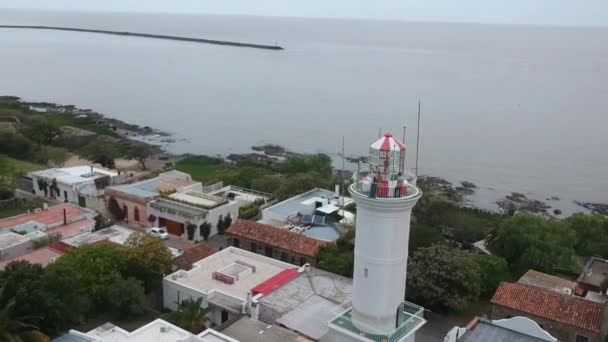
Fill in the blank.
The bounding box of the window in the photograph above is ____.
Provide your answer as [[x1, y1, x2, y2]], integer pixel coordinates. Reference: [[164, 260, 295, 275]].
[[251, 243, 257, 253], [300, 257, 306, 266], [281, 252, 288, 261], [221, 310, 229, 324], [576, 335, 589, 342], [123, 205, 128, 219], [233, 238, 240, 248], [265, 246, 273, 257], [63, 191, 68, 202], [364, 268, 368, 278], [134, 207, 140, 221]]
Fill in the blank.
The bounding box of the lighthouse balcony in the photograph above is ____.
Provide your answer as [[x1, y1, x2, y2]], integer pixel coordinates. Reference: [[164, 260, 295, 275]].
[[351, 169, 420, 200], [328, 301, 426, 342]]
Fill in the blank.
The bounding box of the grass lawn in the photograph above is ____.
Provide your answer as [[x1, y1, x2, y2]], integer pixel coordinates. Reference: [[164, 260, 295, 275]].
[[1, 154, 45, 174], [46, 112, 117, 136], [175, 156, 224, 182], [0, 207, 25, 219]]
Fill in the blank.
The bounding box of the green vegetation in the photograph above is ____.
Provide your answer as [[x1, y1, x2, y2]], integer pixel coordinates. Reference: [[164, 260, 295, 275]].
[[316, 224, 355, 277], [176, 153, 333, 201], [407, 244, 481, 312], [472, 254, 510, 296], [45, 112, 118, 137], [0, 233, 173, 337], [162, 298, 210, 334], [567, 213, 608, 258]]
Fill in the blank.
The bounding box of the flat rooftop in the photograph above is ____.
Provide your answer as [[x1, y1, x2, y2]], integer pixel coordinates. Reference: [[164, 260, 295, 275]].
[[107, 170, 196, 199], [62, 225, 135, 247], [0, 203, 93, 230], [30, 166, 117, 185], [0, 246, 63, 270], [264, 188, 335, 219], [579, 257, 608, 288], [518, 270, 576, 295], [221, 317, 308, 342], [170, 192, 227, 209], [60, 319, 233, 342], [459, 318, 556, 342], [0, 231, 30, 249], [259, 267, 352, 340], [165, 247, 297, 302]]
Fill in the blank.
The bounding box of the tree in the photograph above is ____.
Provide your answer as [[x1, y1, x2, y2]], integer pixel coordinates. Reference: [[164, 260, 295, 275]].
[[217, 215, 225, 235], [123, 233, 172, 292], [407, 244, 481, 312], [82, 136, 118, 168], [107, 197, 124, 220], [472, 254, 510, 296], [199, 222, 211, 241], [279, 154, 333, 180], [275, 172, 331, 200], [162, 297, 210, 334], [409, 224, 445, 256], [491, 214, 578, 275], [0, 155, 17, 200], [44, 146, 70, 167], [0, 298, 50, 342], [567, 213, 608, 258], [107, 277, 147, 317], [127, 143, 153, 170], [0, 132, 35, 160], [316, 244, 354, 277], [52, 244, 125, 306], [21, 118, 61, 147]]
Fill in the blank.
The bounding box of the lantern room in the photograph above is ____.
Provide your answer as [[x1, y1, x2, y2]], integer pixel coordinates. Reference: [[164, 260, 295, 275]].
[[369, 132, 406, 183]]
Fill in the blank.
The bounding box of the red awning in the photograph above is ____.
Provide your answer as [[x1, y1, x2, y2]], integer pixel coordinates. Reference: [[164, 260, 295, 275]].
[[251, 269, 300, 296]]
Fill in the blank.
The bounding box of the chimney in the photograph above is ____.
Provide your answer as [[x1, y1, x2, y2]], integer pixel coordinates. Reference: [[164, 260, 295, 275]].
[[335, 184, 340, 198], [42, 202, 48, 211], [63, 208, 67, 226]]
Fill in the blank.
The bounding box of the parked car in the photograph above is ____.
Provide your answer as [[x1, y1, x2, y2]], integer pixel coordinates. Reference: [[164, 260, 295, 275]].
[[147, 227, 169, 240]]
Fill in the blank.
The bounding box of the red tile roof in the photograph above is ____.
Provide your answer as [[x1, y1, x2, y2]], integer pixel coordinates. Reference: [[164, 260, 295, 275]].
[[491, 282, 605, 333], [173, 243, 215, 271], [0, 247, 64, 270], [226, 219, 330, 258], [251, 268, 300, 295], [0, 203, 91, 229]]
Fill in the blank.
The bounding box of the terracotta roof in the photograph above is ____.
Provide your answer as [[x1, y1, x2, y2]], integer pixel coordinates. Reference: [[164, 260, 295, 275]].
[[226, 219, 330, 258], [173, 243, 215, 271], [491, 282, 605, 333], [0, 247, 64, 270], [0, 203, 91, 229]]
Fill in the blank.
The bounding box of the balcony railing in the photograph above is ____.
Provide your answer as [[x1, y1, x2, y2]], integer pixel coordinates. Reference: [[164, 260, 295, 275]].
[[351, 169, 419, 200], [328, 301, 425, 342]]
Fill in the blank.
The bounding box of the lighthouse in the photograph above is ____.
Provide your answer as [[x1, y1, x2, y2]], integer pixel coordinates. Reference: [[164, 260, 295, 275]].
[[327, 133, 426, 342]]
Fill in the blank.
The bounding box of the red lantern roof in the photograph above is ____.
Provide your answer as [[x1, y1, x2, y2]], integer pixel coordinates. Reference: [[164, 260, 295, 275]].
[[370, 132, 406, 152]]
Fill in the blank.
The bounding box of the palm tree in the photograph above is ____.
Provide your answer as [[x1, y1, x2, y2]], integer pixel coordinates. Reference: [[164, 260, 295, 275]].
[[0, 300, 49, 342], [162, 297, 210, 333]]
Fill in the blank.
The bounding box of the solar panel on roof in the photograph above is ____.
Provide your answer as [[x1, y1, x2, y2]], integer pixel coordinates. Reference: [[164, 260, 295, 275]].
[[301, 215, 314, 224], [312, 215, 326, 225]]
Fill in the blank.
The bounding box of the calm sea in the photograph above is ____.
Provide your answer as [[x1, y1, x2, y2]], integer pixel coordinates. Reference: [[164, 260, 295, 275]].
[[1, 9, 607, 214]]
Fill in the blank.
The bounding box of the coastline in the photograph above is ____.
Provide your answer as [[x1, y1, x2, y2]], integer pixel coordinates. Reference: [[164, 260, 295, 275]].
[[2, 96, 605, 217]]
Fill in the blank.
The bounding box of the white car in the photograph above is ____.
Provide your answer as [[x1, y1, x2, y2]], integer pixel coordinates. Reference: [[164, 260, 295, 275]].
[[147, 227, 169, 240]]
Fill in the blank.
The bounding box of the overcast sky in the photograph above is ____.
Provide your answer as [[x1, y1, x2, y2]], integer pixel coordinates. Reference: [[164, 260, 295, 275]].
[[4, 0, 608, 27]]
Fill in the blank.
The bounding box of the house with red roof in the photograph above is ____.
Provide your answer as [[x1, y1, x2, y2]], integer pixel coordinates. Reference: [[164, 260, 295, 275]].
[[226, 219, 330, 266], [491, 281, 607, 342]]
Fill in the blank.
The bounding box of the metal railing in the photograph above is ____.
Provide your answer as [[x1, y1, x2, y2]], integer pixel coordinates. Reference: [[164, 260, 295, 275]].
[[328, 301, 425, 342], [351, 169, 419, 200]]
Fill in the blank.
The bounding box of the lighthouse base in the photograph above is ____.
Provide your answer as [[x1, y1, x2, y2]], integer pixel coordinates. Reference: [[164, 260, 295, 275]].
[[326, 301, 426, 342]]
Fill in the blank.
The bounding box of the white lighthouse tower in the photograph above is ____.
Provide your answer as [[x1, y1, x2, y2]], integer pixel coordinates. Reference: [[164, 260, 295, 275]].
[[326, 133, 426, 342]]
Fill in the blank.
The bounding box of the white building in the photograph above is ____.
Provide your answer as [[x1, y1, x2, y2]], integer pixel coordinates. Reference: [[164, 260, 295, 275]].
[[444, 316, 558, 342], [54, 319, 239, 342], [148, 191, 240, 240], [325, 133, 426, 342], [29, 166, 118, 213], [163, 246, 301, 327], [259, 188, 354, 242]]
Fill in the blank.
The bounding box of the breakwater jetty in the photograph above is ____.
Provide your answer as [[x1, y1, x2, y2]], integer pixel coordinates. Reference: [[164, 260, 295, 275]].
[[0, 25, 284, 50]]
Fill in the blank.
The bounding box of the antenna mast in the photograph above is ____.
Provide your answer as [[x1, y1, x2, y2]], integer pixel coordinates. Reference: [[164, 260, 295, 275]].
[[415, 100, 421, 177]]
